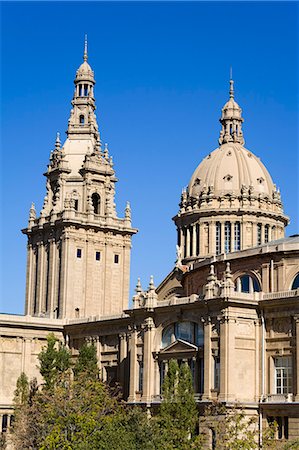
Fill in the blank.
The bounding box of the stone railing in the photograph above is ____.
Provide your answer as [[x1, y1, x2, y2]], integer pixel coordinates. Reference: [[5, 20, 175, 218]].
[[151, 393, 203, 403], [264, 393, 293, 403], [263, 289, 299, 300]]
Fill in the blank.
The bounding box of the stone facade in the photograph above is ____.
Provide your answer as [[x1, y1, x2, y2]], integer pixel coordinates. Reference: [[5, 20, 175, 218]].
[[1, 40, 298, 447]]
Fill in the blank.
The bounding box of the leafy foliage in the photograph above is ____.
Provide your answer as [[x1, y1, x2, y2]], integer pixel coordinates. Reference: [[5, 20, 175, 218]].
[[73, 341, 98, 378], [10, 338, 292, 450], [38, 333, 71, 389], [159, 359, 201, 449], [11, 336, 160, 450]]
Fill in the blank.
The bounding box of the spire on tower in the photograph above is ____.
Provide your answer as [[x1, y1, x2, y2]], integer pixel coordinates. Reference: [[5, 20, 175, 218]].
[[84, 34, 88, 62], [229, 67, 234, 99], [218, 76, 244, 146]]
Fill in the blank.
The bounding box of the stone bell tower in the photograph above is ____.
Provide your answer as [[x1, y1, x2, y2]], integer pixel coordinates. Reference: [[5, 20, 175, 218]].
[[23, 37, 137, 320]]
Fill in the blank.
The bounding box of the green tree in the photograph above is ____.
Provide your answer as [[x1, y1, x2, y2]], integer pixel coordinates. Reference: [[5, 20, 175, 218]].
[[73, 341, 98, 378], [201, 402, 280, 450], [38, 333, 71, 389], [159, 359, 200, 449], [11, 335, 162, 450], [13, 372, 29, 406]]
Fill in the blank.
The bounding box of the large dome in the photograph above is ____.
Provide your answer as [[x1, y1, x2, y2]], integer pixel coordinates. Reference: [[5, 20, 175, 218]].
[[174, 80, 288, 263], [189, 142, 276, 199]]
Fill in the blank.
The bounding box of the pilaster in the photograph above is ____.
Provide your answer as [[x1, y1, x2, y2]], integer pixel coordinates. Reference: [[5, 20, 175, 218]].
[[203, 318, 212, 399], [219, 316, 235, 401], [142, 317, 155, 403], [128, 326, 138, 402]]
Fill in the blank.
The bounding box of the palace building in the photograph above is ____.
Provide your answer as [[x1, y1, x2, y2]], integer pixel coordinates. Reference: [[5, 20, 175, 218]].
[[1, 41, 299, 446]]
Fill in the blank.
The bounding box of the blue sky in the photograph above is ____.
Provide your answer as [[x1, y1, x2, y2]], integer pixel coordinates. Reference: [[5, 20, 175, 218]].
[[0, 1, 298, 314]]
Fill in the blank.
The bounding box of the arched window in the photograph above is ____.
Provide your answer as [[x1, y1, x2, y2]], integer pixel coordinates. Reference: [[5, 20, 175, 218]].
[[235, 275, 261, 293], [291, 273, 299, 290], [91, 193, 101, 214], [161, 321, 203, 348], [160, 322, 204, 394], [79, 115, 85, 124]]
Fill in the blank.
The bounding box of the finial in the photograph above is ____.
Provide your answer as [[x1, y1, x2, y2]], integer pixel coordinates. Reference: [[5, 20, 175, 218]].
[[149, 275, 155, 291], [135, 277, 142, 294], [229, 74, 234, 99], [207, 264, 216, 283], [225, 262, 232, 280], [83, 34, 88, 62], [55, 132, 61, 150], [125, 201, 131, 219], [104, 143, 109, 160], [29, 202, 36, 220]]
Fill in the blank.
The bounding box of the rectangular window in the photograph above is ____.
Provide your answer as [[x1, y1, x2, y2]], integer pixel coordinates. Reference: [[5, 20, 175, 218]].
[[257, 223, 262, 245], [275, 356, 292, 394], [234, 222, 241, 251], [224, 221, 231, 253], [138, 360, 143, 393], [216, 222, 221, 255], [77, 249, 82, 258], [95, 251, 101, 261], [114, 254, 119, 264], [265, 225, 269, 243], [213, 356, 220, 391]]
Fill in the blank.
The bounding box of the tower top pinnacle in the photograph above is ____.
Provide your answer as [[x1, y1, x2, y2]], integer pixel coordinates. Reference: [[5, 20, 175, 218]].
[[83, 34, 88, 62], [218, 77, 244, 145], [229, 67, 234, 99]]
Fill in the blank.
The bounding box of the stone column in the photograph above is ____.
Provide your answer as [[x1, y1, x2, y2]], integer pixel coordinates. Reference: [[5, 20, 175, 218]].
[[180, 228, 184, 255], [142, 317, 155, 403], [252, 221, 257, 248], [60, 235, 70, 319], [210, 221, 215, 255], [25, 243, 34, 315], [119, 333, 127, 394], [203, 318, 212, 399], [128, 326, 138, 402], [231, 221, 235, 252], [154, 354, 160, 398], [219, 316, 235, 401], [21, 338, 32, 375], [186, 227, 190, 257], [48, 238, 57, 318], [37, 242, 46, 315], [220, 222, 225, 254], [33, 242, 42, 315], [95, 336, 102, 374], [192, 224, 197, 257], [261, 224, 265, 245]]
